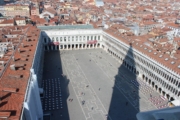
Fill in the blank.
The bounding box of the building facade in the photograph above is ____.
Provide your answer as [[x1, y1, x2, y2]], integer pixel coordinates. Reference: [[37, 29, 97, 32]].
[[20, 32, 44, 120], [4, 5, 30, 17], [39, 28, 180, 102]]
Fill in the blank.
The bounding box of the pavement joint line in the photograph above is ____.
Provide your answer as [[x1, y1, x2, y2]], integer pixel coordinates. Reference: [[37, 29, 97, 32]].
[[61, 57, 90, 120], [72, 54, 111, 120], [108, 56, 161, 110], [120, 69, 158, 110], [100, 53, 161, 110], [89, 53, 139, 112]]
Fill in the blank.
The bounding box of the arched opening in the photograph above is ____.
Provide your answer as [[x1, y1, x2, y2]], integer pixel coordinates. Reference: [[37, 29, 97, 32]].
[[57, 45, 59, 50], [64, 45, 67, 49], [170, 97, 174, 101], [162, 91, 165, 96], [68, 45, 71, 49], [102, 45, 104, 49], [53, 45, 55, 50], [145, 77, 148, 82], [155, 85, 158, 91], [158, 88, 162, 93], [60, 45, 63, 49], [76, 44, 78, 49], [79, 44, 82, 49], [166, 94, 170, 100], [142, 75, 145, 80], [72, 44, 74, 49], [178, 91, 180, 97], [97, 43, 100, 48], [149, 79, 151, 85], [94, 44, 97, 48], [90, 44, 93, 48], [83, 44, 86, 48], [152, 82, 155, 87], [87, 44, 89, 48]]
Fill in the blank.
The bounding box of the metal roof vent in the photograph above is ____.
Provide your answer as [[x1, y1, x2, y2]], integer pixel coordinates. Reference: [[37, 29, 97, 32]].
[[154, 52, 157, 55], [140, 45, 143, 47], [178, 65, 180, 69], [165, 58, 168, 61], [159, 55, 163, 58], [144, 47, 147, 50], [149, 50, 152, 52], [171, 61, 175, 64]]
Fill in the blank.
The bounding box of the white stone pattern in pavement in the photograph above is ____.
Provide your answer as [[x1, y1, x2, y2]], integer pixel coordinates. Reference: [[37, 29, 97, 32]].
[[62, 54, 109, 120]]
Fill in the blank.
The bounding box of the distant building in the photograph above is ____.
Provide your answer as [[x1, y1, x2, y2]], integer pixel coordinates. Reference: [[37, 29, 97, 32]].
[[31, 7, 39, 16], [0, 6, 6, 16], [95, 0, 104, 7], [4, 5, 30, 17], [0, 19, 14, 26], [15, 17, 26, 26]]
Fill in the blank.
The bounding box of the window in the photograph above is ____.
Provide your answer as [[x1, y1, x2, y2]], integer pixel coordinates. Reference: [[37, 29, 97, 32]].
[[72, 36, 74, 41], [56, 37, 58, 41], [98, 36, 100, 40], [87, 36, 89, 40], [44, 38, 46, 43], [60, 37, 62, 41]]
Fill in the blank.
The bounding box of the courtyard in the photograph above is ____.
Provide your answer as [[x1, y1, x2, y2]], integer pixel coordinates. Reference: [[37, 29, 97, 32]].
[[41, 49, 168, 120]]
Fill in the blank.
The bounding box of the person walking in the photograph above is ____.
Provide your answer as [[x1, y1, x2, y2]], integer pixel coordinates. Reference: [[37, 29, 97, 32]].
[[99, 88, 101, 91]]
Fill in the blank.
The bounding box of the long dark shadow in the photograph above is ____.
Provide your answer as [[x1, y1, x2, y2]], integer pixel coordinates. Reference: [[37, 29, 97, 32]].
[[108, 44, 139, 120], [42, 47, 70, 120]]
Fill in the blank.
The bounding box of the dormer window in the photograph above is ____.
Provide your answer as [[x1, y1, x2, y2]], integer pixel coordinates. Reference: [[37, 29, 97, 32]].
[[154, 52, 157, 55], [171, 61, 175, 64], [149, 50, 152, 52]]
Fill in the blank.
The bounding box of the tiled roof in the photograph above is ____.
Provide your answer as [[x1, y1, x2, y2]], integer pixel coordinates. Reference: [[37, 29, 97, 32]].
[[0, 25, 40, 119]]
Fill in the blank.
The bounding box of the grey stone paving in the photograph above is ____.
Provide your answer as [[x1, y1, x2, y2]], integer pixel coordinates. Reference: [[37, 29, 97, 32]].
[[42, 49, 168, 120]]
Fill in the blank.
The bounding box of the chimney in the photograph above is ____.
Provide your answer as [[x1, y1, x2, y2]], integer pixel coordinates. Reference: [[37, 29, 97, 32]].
[[18, 48, 21, 53], [12, 56, 15, 61], [2, 61, 4, 67], [21, 43, 24, 47], [10, 64, 16, 70]]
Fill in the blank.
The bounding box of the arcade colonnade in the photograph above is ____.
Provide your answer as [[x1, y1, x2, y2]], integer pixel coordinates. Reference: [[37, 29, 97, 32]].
[[42, 29, 180, 102], [101, 31, 180, 101], [42, 30, 103, 50]]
